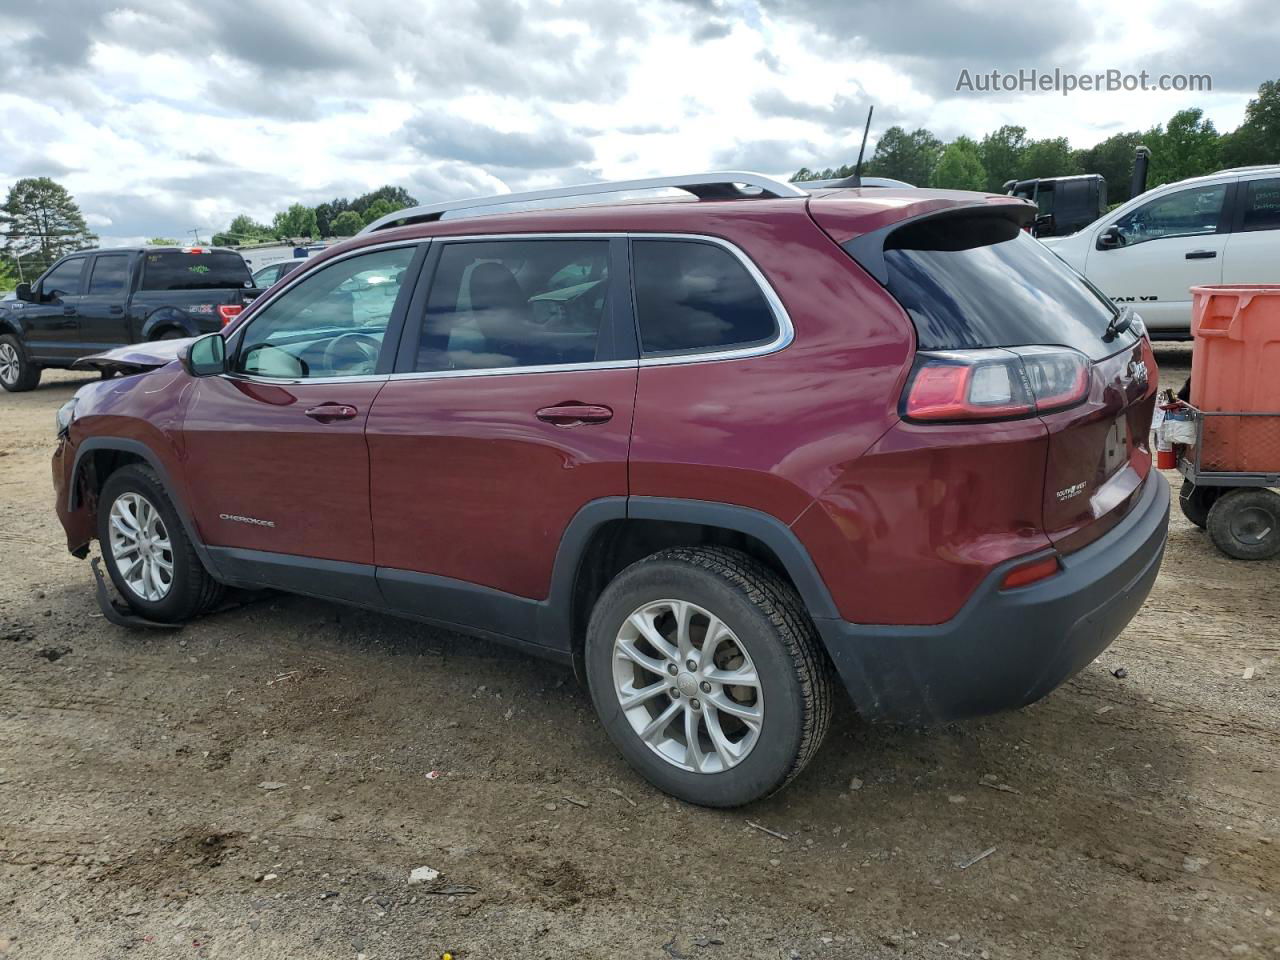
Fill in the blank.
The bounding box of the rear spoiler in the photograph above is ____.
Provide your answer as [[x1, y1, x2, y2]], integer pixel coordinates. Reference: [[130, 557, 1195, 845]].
[[840, 200, 1036, 286]]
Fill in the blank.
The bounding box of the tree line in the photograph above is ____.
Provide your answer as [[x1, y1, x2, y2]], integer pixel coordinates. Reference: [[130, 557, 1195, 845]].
[[210, 186, 419, 246], [793, 78, 1280, 203]]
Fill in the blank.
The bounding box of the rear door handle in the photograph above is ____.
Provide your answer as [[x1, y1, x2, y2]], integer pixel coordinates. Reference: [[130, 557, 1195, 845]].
[[304, 403, 359, 423], [62, 306, 76, 316], [109, 305, 124, 315], [1185, 249, 1217, 259], [535, 403, 614, 426]]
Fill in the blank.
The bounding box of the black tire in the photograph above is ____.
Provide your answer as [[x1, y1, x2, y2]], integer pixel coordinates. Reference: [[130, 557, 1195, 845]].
[[0, 333, 42, 392], [1206, 488, 1280, 561], [1179, 479, 1217, 529], [584, 546, 832, 807], [156, 329, 187, 341], [97, 464, 224, 621]]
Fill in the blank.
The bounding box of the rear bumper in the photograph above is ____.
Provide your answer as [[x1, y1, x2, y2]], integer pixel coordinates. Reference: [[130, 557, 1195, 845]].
[[815, 469, 1169, 723]]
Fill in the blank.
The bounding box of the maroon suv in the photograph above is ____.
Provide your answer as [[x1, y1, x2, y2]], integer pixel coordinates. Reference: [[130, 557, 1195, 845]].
[[52, 174, 1169, 807]]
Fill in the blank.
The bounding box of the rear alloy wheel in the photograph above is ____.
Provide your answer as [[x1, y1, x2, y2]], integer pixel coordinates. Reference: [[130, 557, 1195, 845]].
[[585, 546, 832, 807], [98, 464, 223, 621], [1206, 488, 1280, 561], [0, 334, 41, 392]]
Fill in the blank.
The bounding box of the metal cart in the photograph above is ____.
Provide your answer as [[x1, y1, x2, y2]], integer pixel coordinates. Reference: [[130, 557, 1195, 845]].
[[1176, 405, 1280, 560]]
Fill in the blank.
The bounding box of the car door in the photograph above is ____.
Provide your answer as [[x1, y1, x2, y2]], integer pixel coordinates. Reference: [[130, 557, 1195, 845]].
[[1222, 176, 1280, 285], [77, 252, 135, 351], [365, 236, 636, 636], [21, 256, 88, 361], [1083, 180, 1234, 334], [180, 242, 425, 601]]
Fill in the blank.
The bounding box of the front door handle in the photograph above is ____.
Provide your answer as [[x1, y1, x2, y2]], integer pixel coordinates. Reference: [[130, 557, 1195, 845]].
[[109, 305, 124, 315], [1185, 249, 1217, 259], [304, 403, 359, 423], [535, 403, 614, 426], [62, 306, 77, 316]]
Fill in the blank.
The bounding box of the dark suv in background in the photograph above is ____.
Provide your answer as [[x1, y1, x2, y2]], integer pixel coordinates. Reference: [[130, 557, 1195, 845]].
[[0, 246, 255, 391], [51, 173, 1169, 806]]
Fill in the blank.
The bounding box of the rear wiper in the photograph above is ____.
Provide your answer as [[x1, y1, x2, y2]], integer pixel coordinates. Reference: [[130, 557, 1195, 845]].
[[1104, 305, 1135, 341]]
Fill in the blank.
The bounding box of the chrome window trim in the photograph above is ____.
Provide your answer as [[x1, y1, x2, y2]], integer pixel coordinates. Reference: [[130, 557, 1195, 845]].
[[223, 232, 793, 386]]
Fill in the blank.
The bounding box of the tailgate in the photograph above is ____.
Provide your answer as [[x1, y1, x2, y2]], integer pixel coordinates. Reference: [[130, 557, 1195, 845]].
[[1039, 337, 1158, 553]]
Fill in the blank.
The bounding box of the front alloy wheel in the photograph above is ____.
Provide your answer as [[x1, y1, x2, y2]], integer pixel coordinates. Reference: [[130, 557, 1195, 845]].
[[613, 599, 764, 774], [108, 491, 174, 602]]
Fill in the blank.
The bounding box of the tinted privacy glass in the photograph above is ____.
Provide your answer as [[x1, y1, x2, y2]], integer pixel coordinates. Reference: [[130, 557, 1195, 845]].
[[632, 240, 777, 354], [42, 259, 84, 298], [88, 255, 130, 295], [1114, 183, 1226, 246], [140, 252, 252, 291], [235, 246, 414, 379], [879, 218, 1133, 361], [416, 239, 610, 371], [1241, 178, 1280, 232]]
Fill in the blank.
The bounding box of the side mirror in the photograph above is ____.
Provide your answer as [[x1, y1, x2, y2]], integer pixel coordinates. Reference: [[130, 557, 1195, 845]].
[[184, 333, 227, 377], [15, 283, 32, 302], [1096, 224, 1124, 250], [1032, 213, 1055, 237]]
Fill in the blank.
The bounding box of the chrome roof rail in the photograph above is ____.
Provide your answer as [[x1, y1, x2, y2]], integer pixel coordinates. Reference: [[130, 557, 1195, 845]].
[[358, 171, 808, 234]]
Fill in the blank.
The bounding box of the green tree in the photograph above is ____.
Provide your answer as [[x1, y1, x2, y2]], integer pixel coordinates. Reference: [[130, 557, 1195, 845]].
[[1145, 108, 1221, 186], [361, 198, 398, 227], [330, 210, 364, 236], [863, 126, 943, 186], [272, 203, 318, 240], [931, 137, 987, 190], [1020, 137, 1079, 178], [351, 185, 417, 217], [212, 214, 274, 247], [979, 125, 1028, 192], [1222, 78, 1280, 167], [148, 236, 178, 246], [1073, 131, 1143, 203], [314, 198, 351, 237], [0, 257, 18, 293], [0, 177, 97, 275]]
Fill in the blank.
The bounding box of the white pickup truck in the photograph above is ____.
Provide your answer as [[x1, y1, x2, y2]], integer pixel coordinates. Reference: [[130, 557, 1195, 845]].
[[1041, 165, 1280, 338]]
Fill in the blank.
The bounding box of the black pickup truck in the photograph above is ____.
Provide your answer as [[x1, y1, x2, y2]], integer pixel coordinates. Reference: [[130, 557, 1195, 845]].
[[0, 246, 258, 392]]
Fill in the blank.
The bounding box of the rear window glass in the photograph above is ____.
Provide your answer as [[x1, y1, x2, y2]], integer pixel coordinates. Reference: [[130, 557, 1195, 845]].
[[632, 239, 778, 355], [1242, 178, 1280, 232], [140, 252, 252, 291], [876, 218, 1133, 361]]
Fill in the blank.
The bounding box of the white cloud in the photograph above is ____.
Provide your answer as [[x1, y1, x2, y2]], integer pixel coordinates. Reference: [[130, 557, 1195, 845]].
[[0, 0, 1272, 243]]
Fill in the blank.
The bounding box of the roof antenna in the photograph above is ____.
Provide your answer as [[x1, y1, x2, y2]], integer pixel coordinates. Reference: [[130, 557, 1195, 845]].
[[834, 105, 873, 188]]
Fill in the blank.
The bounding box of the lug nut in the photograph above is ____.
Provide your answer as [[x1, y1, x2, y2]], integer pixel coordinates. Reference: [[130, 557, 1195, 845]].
[[691, 699, 701, 710], [667, 663, 678, 676], [700, 680, 711, 693], [670, 688, 680, 699], [686, 659, 698, 671]]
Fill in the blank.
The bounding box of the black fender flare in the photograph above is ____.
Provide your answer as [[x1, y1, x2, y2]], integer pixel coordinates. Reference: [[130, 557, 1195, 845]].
[[540, 495, 840, 657], [140, 307, 196, 340], [69, 437, 222, 578]]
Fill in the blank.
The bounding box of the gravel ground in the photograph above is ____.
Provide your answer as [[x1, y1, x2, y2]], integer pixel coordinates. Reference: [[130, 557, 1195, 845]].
[[0, 344, 1277, 960]]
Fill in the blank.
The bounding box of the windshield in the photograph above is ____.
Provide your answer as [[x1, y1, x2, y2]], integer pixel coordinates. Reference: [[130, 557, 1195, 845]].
[[140, 252, 252, 291], [875, 217, 1134, 361]]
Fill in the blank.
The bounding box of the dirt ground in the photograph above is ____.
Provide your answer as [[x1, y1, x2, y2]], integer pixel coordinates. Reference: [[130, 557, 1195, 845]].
[[0, 344, 1276, 960]]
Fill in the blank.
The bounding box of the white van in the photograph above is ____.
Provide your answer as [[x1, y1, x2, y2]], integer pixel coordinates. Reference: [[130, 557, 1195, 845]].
[[1041, 166, 1280, 338]]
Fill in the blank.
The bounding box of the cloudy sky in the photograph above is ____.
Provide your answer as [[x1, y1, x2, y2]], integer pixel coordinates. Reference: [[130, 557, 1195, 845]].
[[0, 0, 1274, 246]]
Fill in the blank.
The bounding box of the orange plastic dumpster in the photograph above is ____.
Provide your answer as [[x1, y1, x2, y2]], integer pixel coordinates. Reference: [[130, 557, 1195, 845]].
[[1190, 284, 1280, 473]]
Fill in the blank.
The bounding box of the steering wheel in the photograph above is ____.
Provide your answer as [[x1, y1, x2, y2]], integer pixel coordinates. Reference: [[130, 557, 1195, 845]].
[[322, 332, 381, 375]]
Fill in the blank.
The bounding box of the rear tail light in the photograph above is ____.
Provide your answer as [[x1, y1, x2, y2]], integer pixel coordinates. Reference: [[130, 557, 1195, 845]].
[[1000, 553, 1061, 590], [216, 304, 243, 326], [902, 347, 1091, 423]]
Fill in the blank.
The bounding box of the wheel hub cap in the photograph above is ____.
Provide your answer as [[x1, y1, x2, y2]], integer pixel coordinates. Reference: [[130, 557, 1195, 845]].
[[0, 344, 18, 384], [612, 599, 764, 774]]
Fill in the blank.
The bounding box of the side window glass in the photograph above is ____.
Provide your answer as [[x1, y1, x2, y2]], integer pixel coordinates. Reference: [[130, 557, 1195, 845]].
[[41, 259, 85, 300], [1114, 184, 1226, 246], [234, 246, 415, 379], [1241, 178, 1280, 232], [631, 240, 778, 355], [415, 239, 610, 372], [88, 255, 130, 296]]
